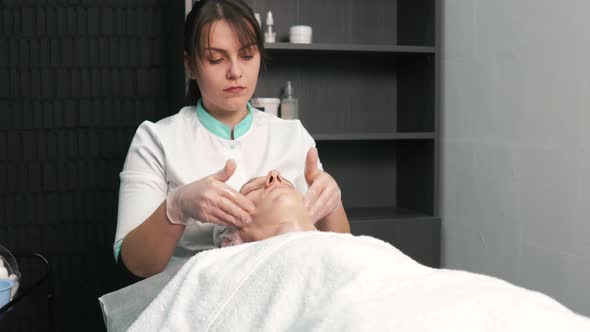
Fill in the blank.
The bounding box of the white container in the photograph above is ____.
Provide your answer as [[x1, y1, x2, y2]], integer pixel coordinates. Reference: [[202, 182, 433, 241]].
[[0, 245, 20, 301], [289, 25, 312, 44], [250, 98, 281, 116]]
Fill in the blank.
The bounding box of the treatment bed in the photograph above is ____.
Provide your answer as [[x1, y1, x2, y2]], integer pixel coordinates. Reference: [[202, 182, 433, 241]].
[[99, 231, 590, 331]]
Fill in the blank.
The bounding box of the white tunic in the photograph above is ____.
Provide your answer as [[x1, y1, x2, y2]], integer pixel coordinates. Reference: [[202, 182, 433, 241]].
[[114, 106, 319, 258]]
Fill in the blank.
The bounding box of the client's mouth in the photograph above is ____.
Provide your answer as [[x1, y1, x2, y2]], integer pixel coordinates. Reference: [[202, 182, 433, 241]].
[[268, 184, 290, 193]]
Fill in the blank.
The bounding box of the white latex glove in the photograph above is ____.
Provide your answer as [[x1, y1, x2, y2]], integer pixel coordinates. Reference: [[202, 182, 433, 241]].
[[304, 147, 341, 223], [166, 159, 255, 227]]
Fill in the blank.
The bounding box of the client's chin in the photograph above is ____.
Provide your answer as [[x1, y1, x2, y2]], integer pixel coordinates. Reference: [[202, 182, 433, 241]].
[[241, 201, 315, 242]]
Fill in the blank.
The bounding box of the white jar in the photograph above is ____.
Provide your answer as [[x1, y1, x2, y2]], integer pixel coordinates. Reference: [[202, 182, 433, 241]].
[[289, 25, 312, 44], [250, 98, 281, 117]]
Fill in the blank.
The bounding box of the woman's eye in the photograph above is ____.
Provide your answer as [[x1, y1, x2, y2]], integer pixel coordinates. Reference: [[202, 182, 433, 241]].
[[208, 58, 223, 64], [241, 55, 254, 60]]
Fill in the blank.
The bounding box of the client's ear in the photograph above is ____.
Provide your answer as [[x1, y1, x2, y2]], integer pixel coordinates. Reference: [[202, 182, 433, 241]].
[[221, 228, 244, 247], [237, 228, 252, 243]]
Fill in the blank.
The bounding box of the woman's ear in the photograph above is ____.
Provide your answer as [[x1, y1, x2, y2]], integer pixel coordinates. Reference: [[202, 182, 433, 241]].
[[184, 51, 196, 79]]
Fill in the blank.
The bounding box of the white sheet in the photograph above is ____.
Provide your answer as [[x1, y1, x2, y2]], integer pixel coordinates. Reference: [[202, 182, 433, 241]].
[[127, 231, 590, 331]]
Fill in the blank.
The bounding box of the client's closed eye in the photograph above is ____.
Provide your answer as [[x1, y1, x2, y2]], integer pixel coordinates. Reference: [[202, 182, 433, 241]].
[[241, 178, 266, 195], [243, 187, 261, 196]]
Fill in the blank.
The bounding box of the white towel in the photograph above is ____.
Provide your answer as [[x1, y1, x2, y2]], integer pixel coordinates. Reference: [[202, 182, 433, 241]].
[[127, 231, 590, 332]]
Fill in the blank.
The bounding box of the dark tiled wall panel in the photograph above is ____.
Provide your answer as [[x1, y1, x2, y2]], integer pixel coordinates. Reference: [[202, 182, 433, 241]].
[[0, 1, 176, 331]]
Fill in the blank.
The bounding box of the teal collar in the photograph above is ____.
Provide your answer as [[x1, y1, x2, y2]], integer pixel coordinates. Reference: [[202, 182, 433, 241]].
[[196, 99, 254, 140]]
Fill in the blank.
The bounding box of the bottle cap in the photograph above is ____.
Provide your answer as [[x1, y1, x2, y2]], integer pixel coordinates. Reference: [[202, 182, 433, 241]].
[[254, 13, 261, 27]]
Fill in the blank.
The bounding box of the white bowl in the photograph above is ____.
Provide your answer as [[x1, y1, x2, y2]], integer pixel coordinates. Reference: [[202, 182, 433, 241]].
[[251, 98, 281, 116]]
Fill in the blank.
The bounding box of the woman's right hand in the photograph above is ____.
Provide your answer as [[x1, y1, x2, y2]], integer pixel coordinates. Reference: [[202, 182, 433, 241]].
[[166, 159, 255, 227]]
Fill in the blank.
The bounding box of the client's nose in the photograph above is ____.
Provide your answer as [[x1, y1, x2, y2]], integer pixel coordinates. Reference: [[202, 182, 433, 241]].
[[265, 170, 283, 188]]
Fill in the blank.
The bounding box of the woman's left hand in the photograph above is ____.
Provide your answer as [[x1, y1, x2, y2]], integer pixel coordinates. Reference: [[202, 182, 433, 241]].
[[304, 147, 341, 223]]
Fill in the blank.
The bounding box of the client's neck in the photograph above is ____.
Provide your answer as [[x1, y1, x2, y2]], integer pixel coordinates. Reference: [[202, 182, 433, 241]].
[[275, 212, 316, 235]]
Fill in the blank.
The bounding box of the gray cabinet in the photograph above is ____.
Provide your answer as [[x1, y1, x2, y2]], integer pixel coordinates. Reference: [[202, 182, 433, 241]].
[[249, 0, 440, 267]]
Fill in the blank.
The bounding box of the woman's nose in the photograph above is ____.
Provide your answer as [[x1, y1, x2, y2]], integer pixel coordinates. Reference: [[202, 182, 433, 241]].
[[227, 58, 243, 80], [265, 170, 283, 188]]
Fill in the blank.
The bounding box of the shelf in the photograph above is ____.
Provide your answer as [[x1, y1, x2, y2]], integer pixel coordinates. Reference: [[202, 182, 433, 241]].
[[312, 132, 435, 141], [345, 206, 436, 222], [264, 43, 435, 54]]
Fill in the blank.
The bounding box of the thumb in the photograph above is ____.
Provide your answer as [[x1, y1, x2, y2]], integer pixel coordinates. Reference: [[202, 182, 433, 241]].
[[304, 147, 320, 184], [214, 159, 237, 182]]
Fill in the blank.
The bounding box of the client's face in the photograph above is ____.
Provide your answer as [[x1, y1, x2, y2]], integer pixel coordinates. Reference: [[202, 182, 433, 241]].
[[238, 170, 308, 242]]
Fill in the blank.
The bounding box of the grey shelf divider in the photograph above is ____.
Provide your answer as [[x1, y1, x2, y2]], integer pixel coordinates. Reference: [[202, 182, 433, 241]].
[[265, 42, 435, 54], [313, 132, 435, 141], [346, 206, 433, 221]]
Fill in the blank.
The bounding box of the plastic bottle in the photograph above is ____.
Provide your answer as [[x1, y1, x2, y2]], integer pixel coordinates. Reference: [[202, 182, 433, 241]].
[[280, 81, 298, 119], [264, 11, 276, 43]]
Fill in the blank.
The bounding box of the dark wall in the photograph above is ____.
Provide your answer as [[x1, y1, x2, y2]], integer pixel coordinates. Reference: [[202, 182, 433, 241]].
[[0, 0, 184, 330]]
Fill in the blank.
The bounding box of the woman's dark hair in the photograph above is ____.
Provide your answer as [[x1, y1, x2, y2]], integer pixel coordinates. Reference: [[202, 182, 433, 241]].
[[184, 0, 266, 103]]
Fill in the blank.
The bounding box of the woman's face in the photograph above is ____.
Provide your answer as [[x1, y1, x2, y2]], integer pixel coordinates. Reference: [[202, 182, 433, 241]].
[[188, 19, 261, 115], [239, 170, 304, 242]]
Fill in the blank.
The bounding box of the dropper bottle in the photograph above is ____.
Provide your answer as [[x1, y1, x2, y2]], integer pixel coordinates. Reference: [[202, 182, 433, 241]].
[[280, 81, 298, 119], [264, 11, 276, 43]]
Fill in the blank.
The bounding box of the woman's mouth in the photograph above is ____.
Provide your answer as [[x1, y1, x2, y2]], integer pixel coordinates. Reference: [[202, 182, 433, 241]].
[[224, 86, 245, 93]]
